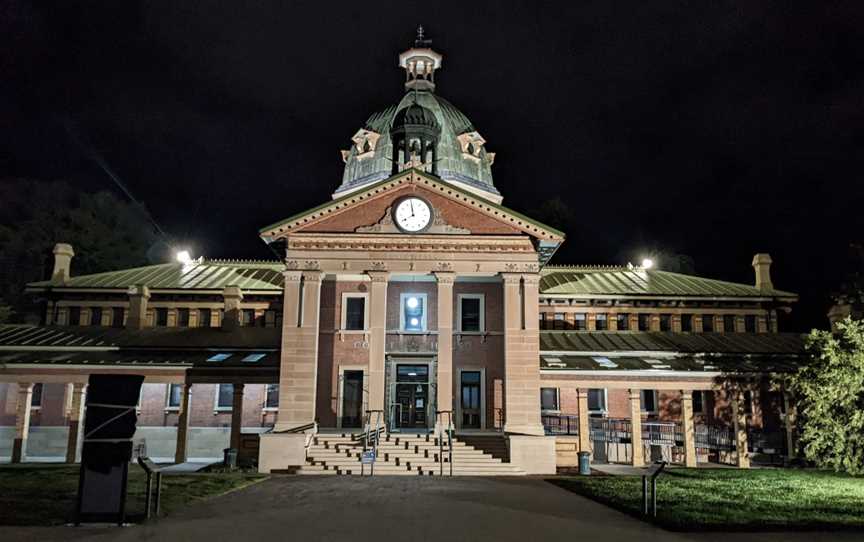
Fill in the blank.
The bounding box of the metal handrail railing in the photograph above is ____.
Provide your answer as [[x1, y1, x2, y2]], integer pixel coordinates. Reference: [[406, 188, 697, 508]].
[[542, 413, 579, 435], [642, 461, 666, 517], [494, 407, 505, 432], [363, 409, 384, 476], [435, 410, 454, 476]]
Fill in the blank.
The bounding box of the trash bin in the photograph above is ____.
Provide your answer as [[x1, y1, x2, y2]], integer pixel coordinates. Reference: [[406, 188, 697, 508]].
[[578, 451, 591, 475], [223, 448, 238, 469]]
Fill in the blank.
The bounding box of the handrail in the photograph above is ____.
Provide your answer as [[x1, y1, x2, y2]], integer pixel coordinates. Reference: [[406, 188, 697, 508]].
[[272, 421, 317, 434], [363, 409, 384, 475], [435, 410, 454, 476], [642, 461, 667, 517]]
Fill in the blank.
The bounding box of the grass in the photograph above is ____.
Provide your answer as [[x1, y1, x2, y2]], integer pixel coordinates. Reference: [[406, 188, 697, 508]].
[[549, 468, 864, 531], [0, 465, 266, 526]]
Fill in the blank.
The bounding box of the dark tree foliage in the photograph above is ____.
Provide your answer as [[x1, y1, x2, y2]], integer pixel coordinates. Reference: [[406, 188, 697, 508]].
[[0, 179, 159, 322]]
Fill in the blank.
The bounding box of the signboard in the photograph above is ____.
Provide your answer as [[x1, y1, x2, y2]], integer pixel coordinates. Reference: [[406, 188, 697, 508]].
[[360, 450, 376, 464], [75, 374, 145, 525]]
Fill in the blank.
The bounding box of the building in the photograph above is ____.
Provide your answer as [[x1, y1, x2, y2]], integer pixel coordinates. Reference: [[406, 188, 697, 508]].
[[0, 33, 803, 474]]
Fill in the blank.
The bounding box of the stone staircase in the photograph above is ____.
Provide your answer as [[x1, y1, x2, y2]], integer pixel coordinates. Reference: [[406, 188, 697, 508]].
[[300, 433, 525, 476]]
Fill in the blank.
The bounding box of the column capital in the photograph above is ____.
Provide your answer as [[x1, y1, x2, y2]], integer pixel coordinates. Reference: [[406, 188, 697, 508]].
[[433, 271, 455, 284], [366, 270, 390, 282], [222, 285, 244, 299], [17, 382, 34, 392], [301, 270, 324, 282], [680, 389, 694, 399], [499, 272, 522, 285], [628, 389, 642, 400], [283, 270, 303, 282], [521, 273, 541, 286]]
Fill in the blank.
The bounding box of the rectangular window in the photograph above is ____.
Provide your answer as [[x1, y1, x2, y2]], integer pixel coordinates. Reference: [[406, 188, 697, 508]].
[[155, 308, 168, 327], [574, 313, 587, 331], [400, 293, 427, 331], [31, 383, 43, 408], [90, 307, 102, 326], [539, 313, 548, 330], [177, 308, 190, 327], [199, 309, 212, 328], [693, 390, 705, 414], [640, 390, 658, 413], [616, 313, 630, 331], [595, 313, 608, 331], [343, 295, 367, 330], [588, 389, 607, 412], [638, 313, 650, 331], [216, 384, 234, 410], [659, 314, 671, 332], [69, 307, 81, 326], [458, 294, 485, 332], [166, 383, 183, 409], [112, 307, 125, 327], [553, 313, 565, 330], [265, 383, 279, 409], [207, 353, 232, 362], [540, 388, 559, 412], [745, 315, 756, 333], [241, 309, 256, 327], [723, 315, 736, 333], [681, 314, 693, 332], [702, 314, 714, 332], [744, 390, 753, 415]]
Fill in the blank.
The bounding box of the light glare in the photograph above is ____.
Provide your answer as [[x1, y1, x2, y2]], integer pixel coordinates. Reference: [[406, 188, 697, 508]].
[[406, 297, 419, 309], [641, 258, 654, 269], [175, 250, 192, 264]]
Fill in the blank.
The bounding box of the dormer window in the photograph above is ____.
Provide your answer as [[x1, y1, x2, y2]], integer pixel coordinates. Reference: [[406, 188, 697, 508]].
[[346, 129, 381, 162], [456, 132, 488, 163]]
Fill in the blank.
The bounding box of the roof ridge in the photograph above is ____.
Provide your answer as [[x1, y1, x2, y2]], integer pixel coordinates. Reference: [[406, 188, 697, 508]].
[[544, 264, 629, 271], [206, 258, 282, 265]]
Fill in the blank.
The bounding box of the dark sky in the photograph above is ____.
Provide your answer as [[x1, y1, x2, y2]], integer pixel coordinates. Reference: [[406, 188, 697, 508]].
[[2, 1, 863, 332]]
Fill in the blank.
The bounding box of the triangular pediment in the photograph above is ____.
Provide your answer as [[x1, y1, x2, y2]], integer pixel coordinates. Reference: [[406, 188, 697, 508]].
[[259, 169, 565, 245]]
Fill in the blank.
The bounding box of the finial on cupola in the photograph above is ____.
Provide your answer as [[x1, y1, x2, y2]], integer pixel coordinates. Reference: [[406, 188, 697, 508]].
[[399, 25, 443, 92]]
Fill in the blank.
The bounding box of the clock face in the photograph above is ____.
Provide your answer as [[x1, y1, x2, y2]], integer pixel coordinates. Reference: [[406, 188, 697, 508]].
[[393, 197, 432, 233]]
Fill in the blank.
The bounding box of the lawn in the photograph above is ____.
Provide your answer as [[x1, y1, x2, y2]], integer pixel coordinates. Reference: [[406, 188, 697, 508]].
[[0, 465, 266, 526], [550, 468, 864, 531]]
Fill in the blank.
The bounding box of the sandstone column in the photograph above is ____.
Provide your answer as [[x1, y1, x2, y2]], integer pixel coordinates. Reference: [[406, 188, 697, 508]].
[[731, 386, 751, 468], [222, 286, 244, 330], [783, 390, 796, 463], [681, 390, 697, 467], [577, 388, 591, 454], [65, 382, 87, 463], [366, 271, 389, 416], [230, 383, 245, 450], [434, 272, 455, 430], [174, 383, 192, 463], [629, 389, 645, 467], [277, 270, 323, 430], [11, 382, 34, 463], [502, 273, 544, 435]]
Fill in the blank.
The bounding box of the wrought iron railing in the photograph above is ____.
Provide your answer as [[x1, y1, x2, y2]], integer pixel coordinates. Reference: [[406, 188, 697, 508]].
[[641, 422, 683, 447], [541, 413, 579, 435], [695, 424, 735, 451], [589, 417, 633, 443]]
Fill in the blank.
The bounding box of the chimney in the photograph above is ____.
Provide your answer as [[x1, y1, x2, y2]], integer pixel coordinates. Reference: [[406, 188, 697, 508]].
[[127, 285, 151, 330], [222, 286, 244, 330], [51, 243, 75, 283], [752, 253, 773, 291]]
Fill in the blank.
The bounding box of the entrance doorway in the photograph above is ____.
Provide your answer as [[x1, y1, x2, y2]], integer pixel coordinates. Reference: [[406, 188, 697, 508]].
[[392, 364, 429, 430], [340, 370, 364, 428], [460, 371, 482, 429]]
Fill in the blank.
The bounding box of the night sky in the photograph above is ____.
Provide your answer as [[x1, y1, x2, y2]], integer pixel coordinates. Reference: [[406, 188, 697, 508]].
[[2, 1, 863, 332]]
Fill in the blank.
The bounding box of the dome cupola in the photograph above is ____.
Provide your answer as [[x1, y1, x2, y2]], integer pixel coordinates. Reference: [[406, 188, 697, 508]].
[[336, 27, 501, 203]]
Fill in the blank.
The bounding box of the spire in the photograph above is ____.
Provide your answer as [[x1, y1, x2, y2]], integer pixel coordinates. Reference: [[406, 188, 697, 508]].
[[399, 25, 443, 92]]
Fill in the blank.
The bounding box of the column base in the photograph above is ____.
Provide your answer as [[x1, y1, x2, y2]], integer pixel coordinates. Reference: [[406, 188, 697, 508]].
[[11, 438, 25, 463], [503, 423, 546, 436]]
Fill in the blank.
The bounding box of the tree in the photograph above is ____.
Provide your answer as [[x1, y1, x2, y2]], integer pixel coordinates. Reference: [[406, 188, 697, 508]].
[[0, 179, 160, 322], [782, 317, 864, 474]]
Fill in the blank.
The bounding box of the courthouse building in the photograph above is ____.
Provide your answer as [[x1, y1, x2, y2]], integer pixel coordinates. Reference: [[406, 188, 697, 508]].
[[0, 35, 803, 474]]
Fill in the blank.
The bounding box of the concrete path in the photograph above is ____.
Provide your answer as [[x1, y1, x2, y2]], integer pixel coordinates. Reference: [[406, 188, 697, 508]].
[[3, 476, 860, 542]]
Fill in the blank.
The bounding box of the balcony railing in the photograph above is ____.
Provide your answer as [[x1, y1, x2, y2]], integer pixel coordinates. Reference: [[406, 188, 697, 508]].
[[542, 413, 579, 435]]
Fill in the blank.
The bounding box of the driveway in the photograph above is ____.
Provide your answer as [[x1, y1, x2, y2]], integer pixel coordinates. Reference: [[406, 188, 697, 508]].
[[4, 476, 861, 542]]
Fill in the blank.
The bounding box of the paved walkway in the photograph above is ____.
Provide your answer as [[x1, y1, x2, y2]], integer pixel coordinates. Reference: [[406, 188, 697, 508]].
[[4, 476, 861, 542]]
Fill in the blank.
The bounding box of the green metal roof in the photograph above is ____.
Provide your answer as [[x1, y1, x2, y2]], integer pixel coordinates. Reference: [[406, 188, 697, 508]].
[[26, 259, 284, 292], [539, 354, 800, 374], [0, 324, 281, 350], [540, 266, 797, 299], [338, 91, 497, 199], [539, 331, 805, 355]]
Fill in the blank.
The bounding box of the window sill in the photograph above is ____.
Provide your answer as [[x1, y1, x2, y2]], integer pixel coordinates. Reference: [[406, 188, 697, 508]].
[[262, 407, 278, 412], [164, 407, 180, 413], [214, 408, 232, 413]]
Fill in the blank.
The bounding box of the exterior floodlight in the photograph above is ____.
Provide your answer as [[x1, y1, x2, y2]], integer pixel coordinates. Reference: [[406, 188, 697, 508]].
[[641, 258, 654, 270], [410, 317, 420, 327], [175, 250, 192, 264], [406, 297, 419, 309]]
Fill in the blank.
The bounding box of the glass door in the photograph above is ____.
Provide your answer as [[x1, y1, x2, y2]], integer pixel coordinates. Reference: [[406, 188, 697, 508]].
[[341, 370, 364, 428], [392, 364, 429, 430], [460, 371, 481, 429]]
